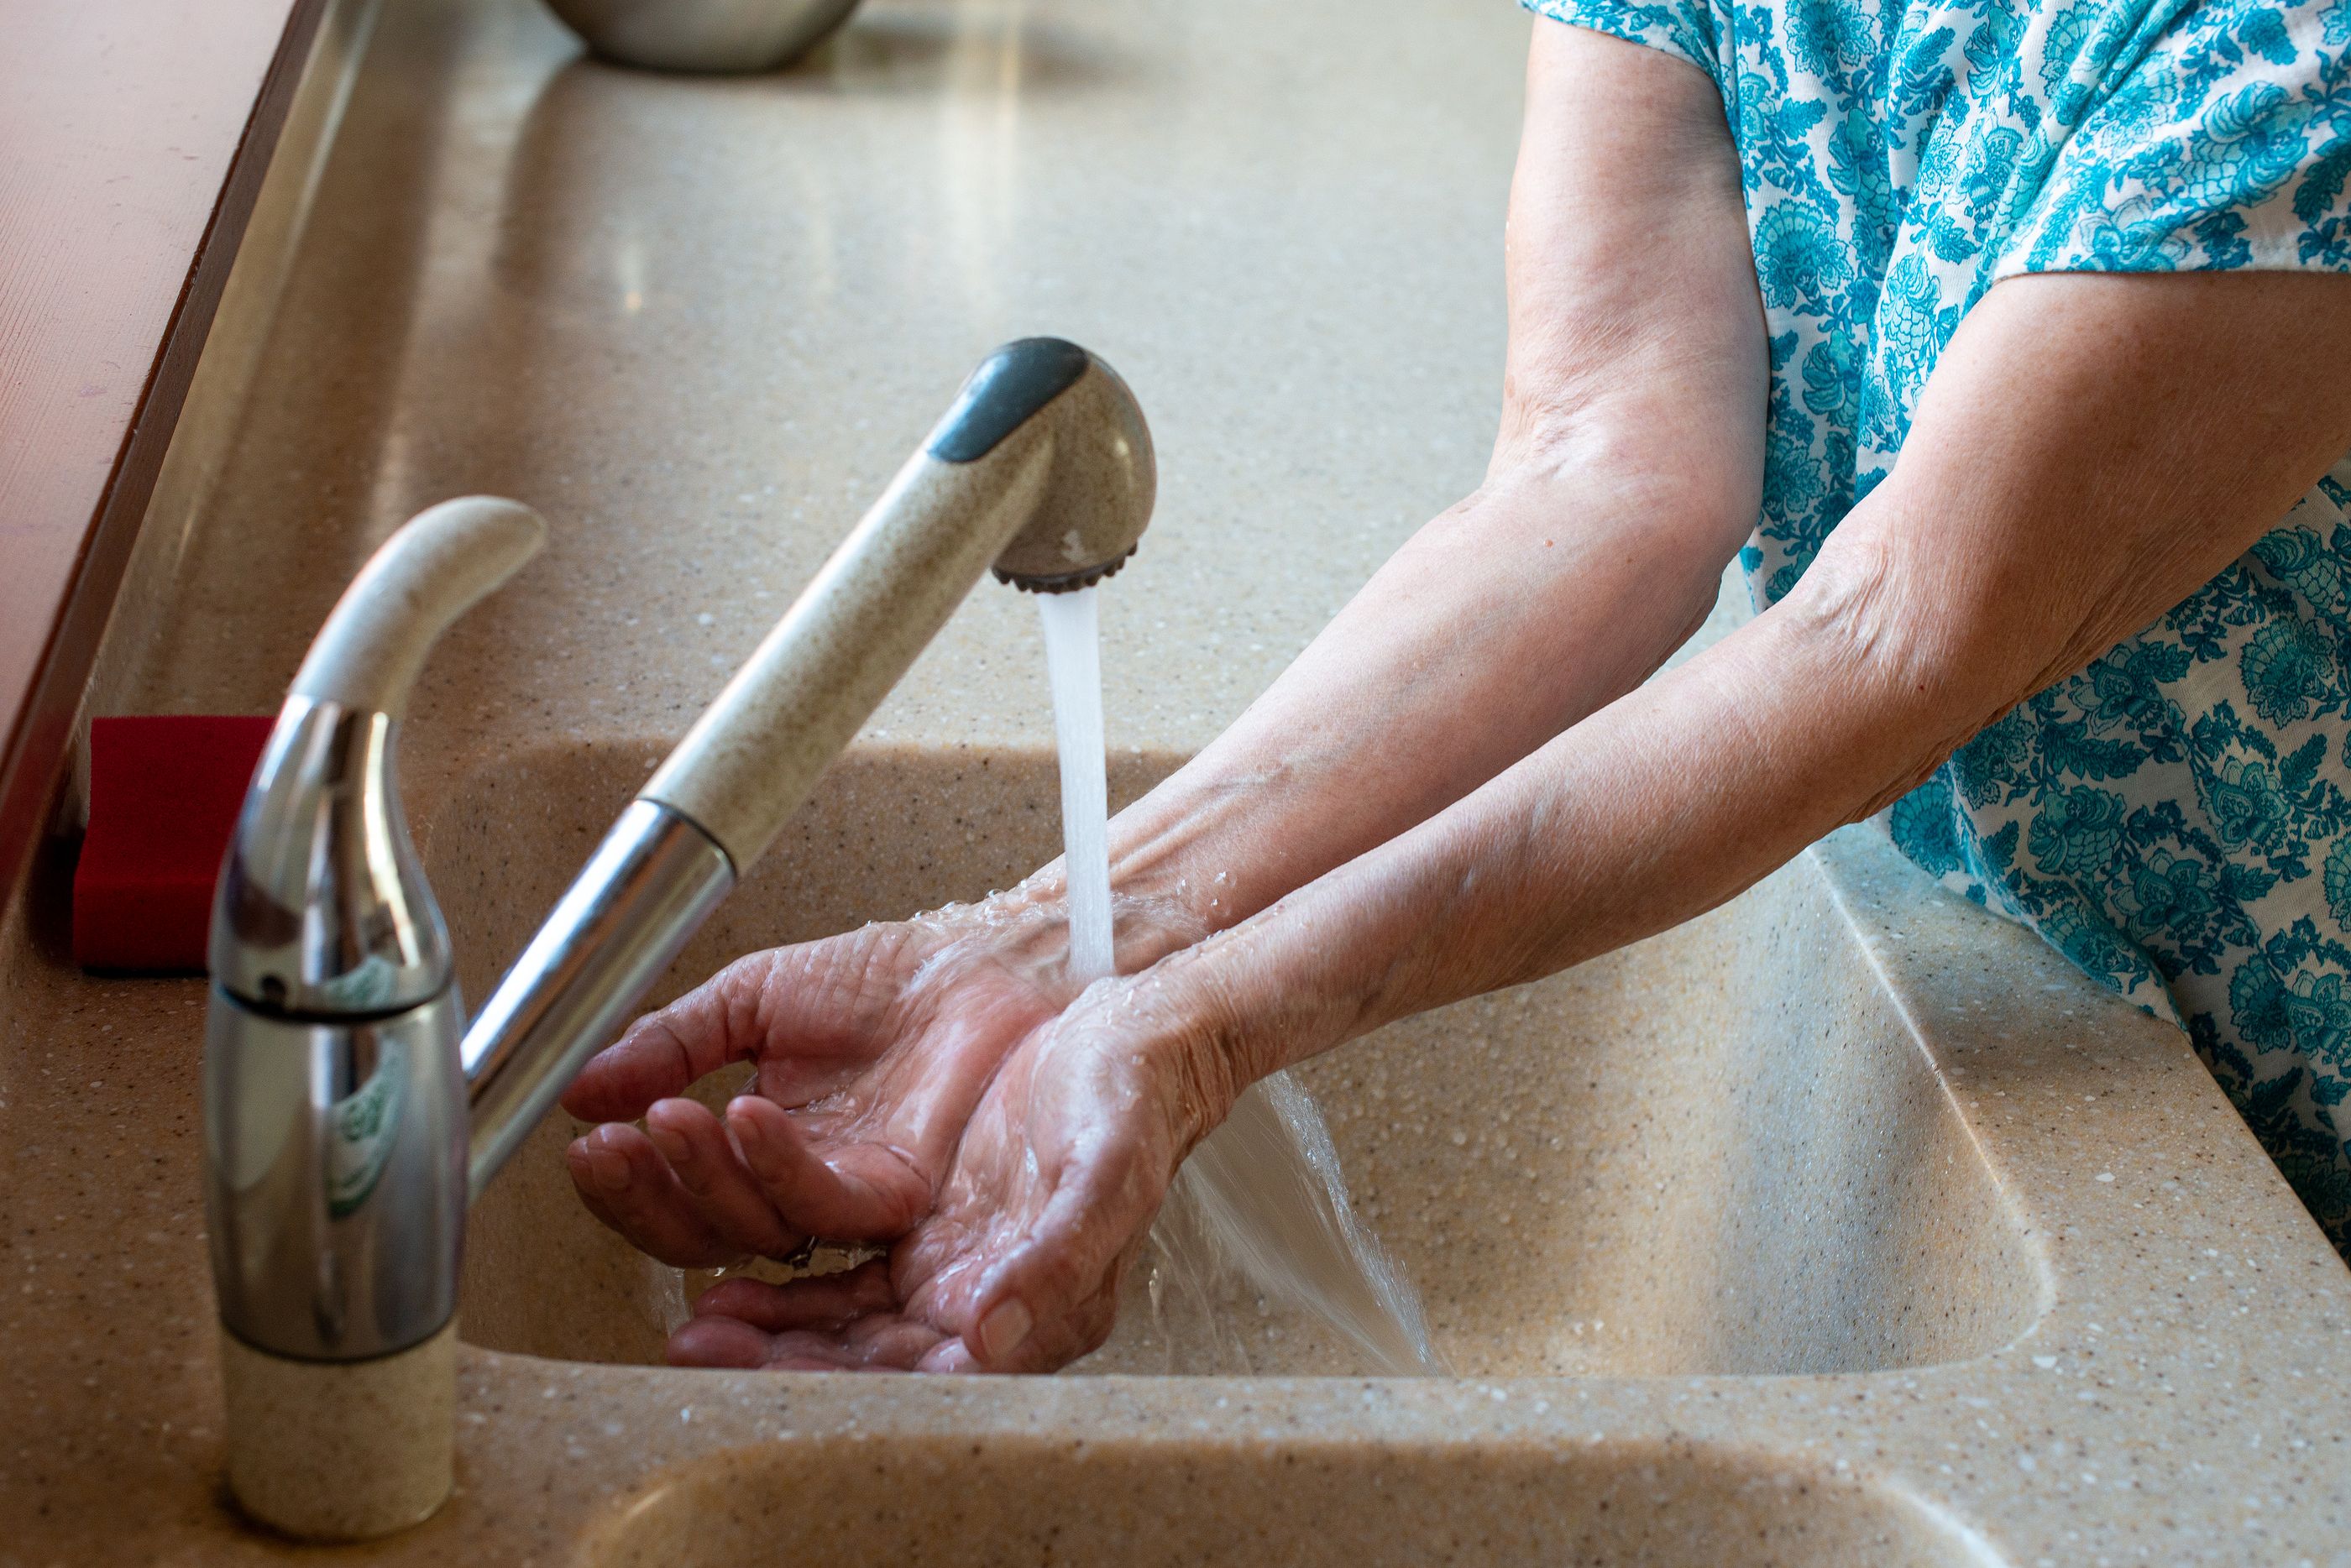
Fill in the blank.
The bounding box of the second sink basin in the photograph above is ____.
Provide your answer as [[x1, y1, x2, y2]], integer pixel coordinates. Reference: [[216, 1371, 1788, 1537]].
[[437, 741, 2049, 1377], [575, 1433, 1998, 1568]]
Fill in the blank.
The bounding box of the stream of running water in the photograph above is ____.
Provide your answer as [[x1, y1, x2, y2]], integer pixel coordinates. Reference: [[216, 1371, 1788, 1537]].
[[1034, 587, 1443, 1375]]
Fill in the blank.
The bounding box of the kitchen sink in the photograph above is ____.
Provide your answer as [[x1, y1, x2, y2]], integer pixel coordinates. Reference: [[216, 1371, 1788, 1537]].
[[439, 741, 2050, 1378]]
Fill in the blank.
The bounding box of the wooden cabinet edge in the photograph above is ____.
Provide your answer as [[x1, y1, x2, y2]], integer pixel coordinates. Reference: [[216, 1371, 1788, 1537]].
[[0, 0, 384, 914]]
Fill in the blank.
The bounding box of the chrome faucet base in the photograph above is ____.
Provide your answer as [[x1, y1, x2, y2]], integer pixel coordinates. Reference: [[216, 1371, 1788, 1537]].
[[198, 499, 544, 1538], [205, 985, 466, 1361]]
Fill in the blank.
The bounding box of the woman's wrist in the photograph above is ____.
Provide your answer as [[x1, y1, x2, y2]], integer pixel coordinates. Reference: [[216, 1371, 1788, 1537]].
[[1091, 936, 1293, 1153], [1102, 763, 1290, 934], [1107, 860, 1411, 1126]]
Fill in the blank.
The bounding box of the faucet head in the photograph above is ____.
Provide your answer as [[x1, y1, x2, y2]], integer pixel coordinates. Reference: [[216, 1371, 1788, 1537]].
[[927, 337, 1157, 593]]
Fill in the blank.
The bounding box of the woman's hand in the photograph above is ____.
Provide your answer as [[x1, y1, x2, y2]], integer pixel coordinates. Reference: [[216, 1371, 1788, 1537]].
[[558, 890, 1217, 1371]]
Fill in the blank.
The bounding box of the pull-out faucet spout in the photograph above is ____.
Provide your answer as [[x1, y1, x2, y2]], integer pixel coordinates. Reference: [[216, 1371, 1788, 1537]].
[[461, 338, 1153, 1189], [202, 339, 1153, 1540]]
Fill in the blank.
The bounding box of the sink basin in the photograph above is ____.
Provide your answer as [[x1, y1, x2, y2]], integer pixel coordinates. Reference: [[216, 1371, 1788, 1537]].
[[577, 1433, 1998, 1568], [440, 740, 2049, 1377]]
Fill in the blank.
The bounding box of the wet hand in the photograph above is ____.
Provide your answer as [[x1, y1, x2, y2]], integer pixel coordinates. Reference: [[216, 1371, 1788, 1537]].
[[559, 891, 1221, 1372]]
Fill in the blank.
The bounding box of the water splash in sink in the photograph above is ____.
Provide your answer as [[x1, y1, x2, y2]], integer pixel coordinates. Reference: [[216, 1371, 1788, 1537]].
[[1034, 588, 1443, 1374]]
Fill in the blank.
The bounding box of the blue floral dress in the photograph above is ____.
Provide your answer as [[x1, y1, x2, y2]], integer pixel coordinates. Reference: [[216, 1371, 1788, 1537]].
[[1519, 0, 2351, 1251]]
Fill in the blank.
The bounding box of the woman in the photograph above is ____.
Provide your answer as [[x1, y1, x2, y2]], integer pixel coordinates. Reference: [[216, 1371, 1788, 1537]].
[[562, 0, 2351, 1372]]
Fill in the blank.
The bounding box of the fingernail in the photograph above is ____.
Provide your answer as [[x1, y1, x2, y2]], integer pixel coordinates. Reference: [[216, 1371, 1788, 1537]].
[[725, 1101, 769, 1159], [977, 1299, 1032, 1364], [645, 1122, 692, 1166], [583, 1146, 631, 1194]]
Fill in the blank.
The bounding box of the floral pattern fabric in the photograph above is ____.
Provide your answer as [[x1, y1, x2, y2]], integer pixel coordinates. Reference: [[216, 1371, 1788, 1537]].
[[1520, 0, 2351, 1250]]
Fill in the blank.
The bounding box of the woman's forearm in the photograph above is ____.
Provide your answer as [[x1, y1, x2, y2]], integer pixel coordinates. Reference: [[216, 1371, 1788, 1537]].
[[1102, 24, 1764, 934], [1133, 581, 1921, 1089], [1137, 268, 2351, 1099], [1101, 469, 1740, 928]]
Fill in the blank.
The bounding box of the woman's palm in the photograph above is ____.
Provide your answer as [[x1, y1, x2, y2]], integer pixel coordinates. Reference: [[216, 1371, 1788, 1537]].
[[560, 900, 1181, 1371]]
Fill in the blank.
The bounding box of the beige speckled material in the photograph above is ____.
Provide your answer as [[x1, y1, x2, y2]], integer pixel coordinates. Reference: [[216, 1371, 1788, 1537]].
[[7, 0, 2351, 1563], [643, 353, 1150, 866], [578, 1435, 2001, 1567], [218, 1323, 458, 1540], [290, 497, 546, 718]]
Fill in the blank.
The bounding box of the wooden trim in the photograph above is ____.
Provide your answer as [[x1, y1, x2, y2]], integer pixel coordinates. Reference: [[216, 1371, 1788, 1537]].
[[0, 0, 327, 899]]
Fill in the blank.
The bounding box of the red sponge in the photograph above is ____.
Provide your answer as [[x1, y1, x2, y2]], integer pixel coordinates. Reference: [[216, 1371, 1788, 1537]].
[[72, 715, 275, 973]]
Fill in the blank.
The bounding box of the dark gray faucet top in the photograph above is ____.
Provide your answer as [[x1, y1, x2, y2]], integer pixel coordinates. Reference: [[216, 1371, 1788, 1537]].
[[926, 337, 1092, 463]]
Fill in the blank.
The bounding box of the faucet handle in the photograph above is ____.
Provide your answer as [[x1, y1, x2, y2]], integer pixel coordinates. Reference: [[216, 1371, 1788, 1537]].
[[205, 498, 545, 1542], [291, 495, 547, 719], [212, 497, 546, 1017]]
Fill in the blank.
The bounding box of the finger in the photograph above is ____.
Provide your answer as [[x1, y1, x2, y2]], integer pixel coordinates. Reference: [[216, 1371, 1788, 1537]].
[[914, 1337, 979, 1374], [746, 1331, 880, 1372], [564, 933, 910, 1122], [564, 1124, 737, 1268], [666, 1313, 775, 1369], [644, 1098, 808, 1258], [725, 1095, 931, 1240], [666, 1313, 940, 1372], [561, 952, 778, 1122], [691, 1260, 897, 1332], [966, 1163, 1149, 1372], [762, 1315, 939, 1371], [837, 1315, 944, 1370]]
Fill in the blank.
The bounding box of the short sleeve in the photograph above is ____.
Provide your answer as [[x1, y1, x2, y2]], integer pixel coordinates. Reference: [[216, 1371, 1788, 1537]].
[[1519, 0, 1723, 83], [2002, 1, 2351, 277]]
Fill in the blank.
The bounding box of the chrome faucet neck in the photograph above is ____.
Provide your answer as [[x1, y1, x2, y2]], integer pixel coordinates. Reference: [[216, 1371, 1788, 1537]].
[[209, 697, 449, 1017], [459, 799, 733, 1198]]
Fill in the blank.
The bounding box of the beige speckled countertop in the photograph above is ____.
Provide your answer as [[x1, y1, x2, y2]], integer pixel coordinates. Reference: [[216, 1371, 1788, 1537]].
[[5, 0, 2350, 1562]]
